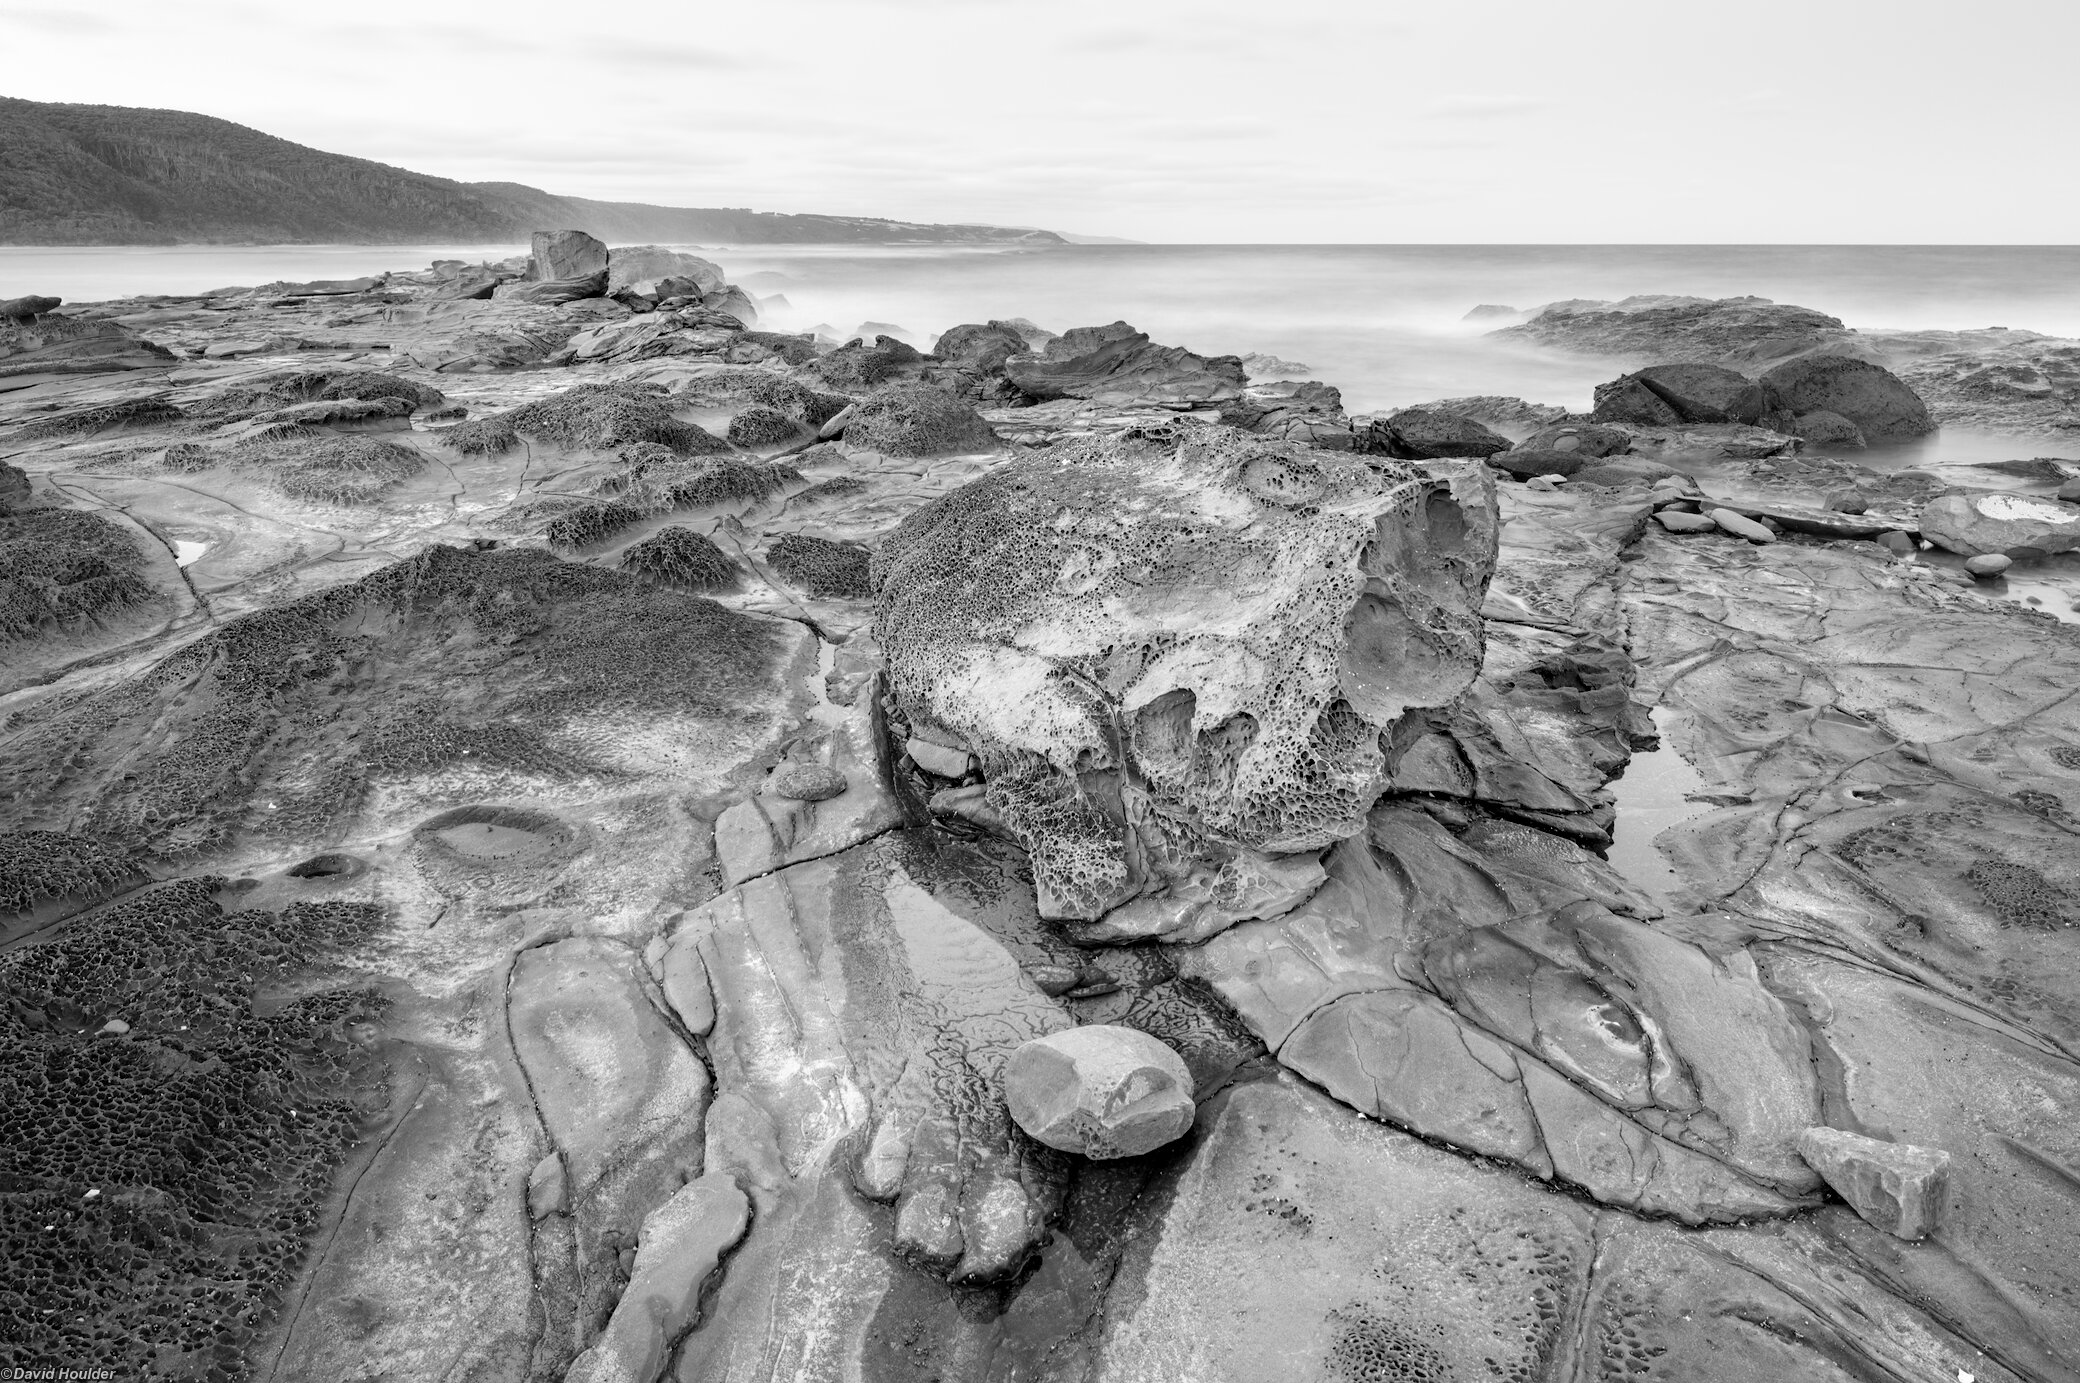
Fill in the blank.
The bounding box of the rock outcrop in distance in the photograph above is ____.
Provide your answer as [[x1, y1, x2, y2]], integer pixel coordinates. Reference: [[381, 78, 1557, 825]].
[[0, 95, 1068, 246], [1, 241, 2078, 1383]]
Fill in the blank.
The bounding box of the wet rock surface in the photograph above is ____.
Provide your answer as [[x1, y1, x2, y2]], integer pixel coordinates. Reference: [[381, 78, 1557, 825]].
[[0, 242, 2076, 1383]]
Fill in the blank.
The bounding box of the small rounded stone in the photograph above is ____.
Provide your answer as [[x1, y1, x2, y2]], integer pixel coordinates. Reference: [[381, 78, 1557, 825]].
[[772, 765, 847, 801], [1964, 553, 2012, 577], [1004, 1025, 1196, 1159]]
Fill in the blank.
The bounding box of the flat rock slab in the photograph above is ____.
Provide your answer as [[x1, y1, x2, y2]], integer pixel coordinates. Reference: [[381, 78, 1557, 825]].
[[567, 1172, 751, 1383]]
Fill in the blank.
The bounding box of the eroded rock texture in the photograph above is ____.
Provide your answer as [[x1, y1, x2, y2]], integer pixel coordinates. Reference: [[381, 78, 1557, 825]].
[[4, 248, 2079, 1383], [873, 424, 1499, 935]]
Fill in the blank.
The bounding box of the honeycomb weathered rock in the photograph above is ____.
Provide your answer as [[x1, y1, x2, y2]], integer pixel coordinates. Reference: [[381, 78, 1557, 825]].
[[872, 424, 1497, 933]]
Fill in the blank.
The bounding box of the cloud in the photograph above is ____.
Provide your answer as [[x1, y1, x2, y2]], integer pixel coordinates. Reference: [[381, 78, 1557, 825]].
[[1425, 96, 1554, 121], [1, 6, 116, 32]]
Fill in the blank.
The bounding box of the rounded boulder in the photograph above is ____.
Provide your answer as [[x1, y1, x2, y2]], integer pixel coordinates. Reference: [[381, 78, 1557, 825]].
[[1004, 1025, 1197, 1159]]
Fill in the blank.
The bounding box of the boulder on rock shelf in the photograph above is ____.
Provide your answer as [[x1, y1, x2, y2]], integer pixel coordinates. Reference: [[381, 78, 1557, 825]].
[[1004, 321, 1246, 407], [1593, 362, 1771, 427], [1378, 407, 1511, 458], [1796, 1127, 1950, 1240], [840, 383, 999, 456], [933, 321, 1029, 373], [1519, 422, 1633, 458], [873, 424, 1498, 935], [530, 229, 609, 282], [0, 295, 61, 322], [1758, 355, 1934, 443], [607, 245, 725, 296], [1965, 553, 2012, 577], [1004, 1025, 1197, 1158], [1921, 489, 2080, 558]]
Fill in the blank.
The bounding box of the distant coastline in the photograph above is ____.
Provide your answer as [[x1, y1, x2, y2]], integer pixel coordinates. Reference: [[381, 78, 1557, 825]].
[[0, 95, 1067, 248]]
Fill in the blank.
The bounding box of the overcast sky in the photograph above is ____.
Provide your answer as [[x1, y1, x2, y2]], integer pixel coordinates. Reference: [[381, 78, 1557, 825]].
[[5, 0, 2075, 243]]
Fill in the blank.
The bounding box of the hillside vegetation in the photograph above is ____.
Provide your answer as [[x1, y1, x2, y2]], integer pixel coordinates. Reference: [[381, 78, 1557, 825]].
[[0, 96, 1060, 246]]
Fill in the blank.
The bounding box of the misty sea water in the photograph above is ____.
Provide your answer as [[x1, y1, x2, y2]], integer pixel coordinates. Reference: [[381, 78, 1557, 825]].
[[7, 241, 2079, 465]]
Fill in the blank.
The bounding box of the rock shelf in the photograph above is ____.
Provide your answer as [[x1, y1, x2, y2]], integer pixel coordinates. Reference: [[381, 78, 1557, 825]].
[[0, 245, 2076, 1382]]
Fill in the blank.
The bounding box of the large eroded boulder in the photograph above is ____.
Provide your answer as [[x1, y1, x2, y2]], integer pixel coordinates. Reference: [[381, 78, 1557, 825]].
[[872, 424, 1498, 936], [1004, 321, 1246, 407], [1592, 362, 1771, 426], [1920, 489, 2080, 557], [1758, 354, 1935, 442], [607, 245, 725, 296]]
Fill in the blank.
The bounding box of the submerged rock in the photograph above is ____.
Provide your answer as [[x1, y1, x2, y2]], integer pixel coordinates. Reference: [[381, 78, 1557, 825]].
[[873, 424, 1497, 932]]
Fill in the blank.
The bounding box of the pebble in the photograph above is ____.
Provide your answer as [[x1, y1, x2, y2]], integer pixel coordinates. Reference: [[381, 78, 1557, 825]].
[[1964, 553, 2012, 577], [772, 764, 847, 801], [97, 1019, 130, 1036], [1027, 964, 1082, 996], [1708, 508, 1775, 544]]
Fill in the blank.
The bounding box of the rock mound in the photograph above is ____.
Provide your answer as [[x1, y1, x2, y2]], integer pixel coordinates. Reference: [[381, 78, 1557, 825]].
[[1004, 321, 1246, 407], [437, 383, 725, 456], [0, 508, 154, 640], [873, 425, 1497, 932], [1757, 354, 1936, 442], [619, 526, 738, 590], [768, 533, 872, 597], [1493, 296, 1856, 371], [841, 384, 998, 456]]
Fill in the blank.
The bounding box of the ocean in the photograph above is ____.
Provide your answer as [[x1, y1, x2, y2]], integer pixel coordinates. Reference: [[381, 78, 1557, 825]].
[[7, 241, 2080, 466]]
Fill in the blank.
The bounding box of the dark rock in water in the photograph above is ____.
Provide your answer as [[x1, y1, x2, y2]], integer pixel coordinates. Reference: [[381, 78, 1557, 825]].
[[767, 533, 871, 598], [1493, 295, 1859, 371], [1004, 321, 1246, 407], [1758, 355, 1935, 442], [1462, 303, 1519, 320], [873, 424, 1495, 929], [841, 383, 998, 456], [1878, 528, 1917, 553], [1, 295, 62, 321], [1920, 489, 2080, 557], [1378, 407, 1511, 458], [725, 405, 806, 449], [531, 229, 609, 282], [1789, 408, 1866, 448]]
